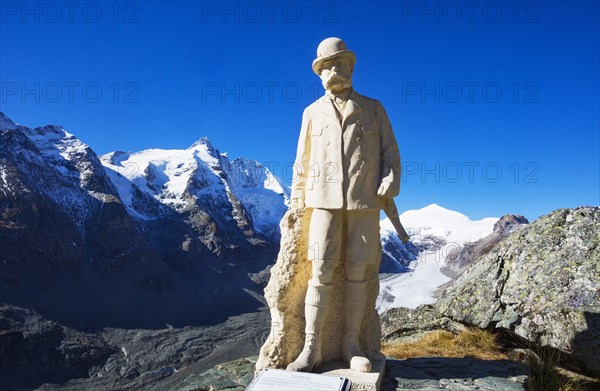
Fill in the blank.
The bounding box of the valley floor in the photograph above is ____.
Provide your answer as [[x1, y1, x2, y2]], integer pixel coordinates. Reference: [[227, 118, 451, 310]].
[[36, 310, 271, 391]]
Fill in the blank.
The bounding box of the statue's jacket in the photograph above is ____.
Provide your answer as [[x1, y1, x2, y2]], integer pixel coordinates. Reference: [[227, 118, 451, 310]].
[[291, 89, 401, 210]]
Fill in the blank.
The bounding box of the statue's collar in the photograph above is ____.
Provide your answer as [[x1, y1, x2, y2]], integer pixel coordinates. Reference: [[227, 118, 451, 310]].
[[321, 89, 362, 122]]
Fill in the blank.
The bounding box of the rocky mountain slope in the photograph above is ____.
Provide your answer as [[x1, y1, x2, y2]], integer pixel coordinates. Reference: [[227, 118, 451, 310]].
[[0, 304, 117, 389], [0, 112, 289, 330], [436, 206, 599, 377]]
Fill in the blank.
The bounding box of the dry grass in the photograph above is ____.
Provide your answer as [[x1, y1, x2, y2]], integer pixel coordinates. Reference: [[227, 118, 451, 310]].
[[381, 328, 507, 361], [381, 328, 600, 391]]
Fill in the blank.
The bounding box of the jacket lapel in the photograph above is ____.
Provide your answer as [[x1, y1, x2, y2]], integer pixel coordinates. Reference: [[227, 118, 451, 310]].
[[320, 94, 340, 123], [318, 90, 362, 130], [342, 90, 362, 128]]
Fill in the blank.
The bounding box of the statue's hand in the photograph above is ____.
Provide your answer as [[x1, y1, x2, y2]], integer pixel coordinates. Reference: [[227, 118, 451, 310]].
[[377, 181, 394, 198], [290, 197, 305, 209]]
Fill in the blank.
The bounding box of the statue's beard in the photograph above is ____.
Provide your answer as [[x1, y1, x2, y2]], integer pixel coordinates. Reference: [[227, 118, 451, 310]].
[[322, 72, 352, 93]]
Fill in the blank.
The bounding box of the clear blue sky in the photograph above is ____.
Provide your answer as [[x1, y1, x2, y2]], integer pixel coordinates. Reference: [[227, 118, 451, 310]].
[[1, 1, 598, 221]]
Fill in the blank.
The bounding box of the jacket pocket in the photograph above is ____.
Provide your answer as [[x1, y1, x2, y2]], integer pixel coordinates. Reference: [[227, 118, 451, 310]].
[[360, 123, 376, 135]]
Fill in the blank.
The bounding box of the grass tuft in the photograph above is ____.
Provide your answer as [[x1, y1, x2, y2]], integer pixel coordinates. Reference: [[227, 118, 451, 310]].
[[381, 328, 506, 361]]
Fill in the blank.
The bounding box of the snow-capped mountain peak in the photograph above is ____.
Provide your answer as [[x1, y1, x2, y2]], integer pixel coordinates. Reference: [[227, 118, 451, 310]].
[[188, 136, 213, 150], [101, 146, 208, 213], [382, 203, 497, 244], [22, 126, 88, 165], [0, 114, 123, 229], [378, 203, 498, 312], [100, 137, 289, 240], [187, 137, 221, 163]]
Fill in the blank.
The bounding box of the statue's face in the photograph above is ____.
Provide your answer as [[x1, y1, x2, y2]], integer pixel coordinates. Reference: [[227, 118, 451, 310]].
[[319, 57, 353, 93]]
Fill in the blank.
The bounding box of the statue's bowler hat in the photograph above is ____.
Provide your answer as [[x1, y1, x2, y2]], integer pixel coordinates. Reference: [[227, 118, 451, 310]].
[[312, 37, 356, 75]]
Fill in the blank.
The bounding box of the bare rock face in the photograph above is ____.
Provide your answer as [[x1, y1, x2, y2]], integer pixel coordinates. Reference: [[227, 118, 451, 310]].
[[493, 214, 529, 235], [380, 305, 465, 343], [256, 208, 384, 370], [0, 304, 115, 389], [440, 214, 529, 281], [436, 207, 600, 377]]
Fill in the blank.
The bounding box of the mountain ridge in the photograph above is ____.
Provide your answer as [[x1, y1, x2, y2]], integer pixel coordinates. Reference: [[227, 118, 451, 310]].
[[0, 112, 286, 329]]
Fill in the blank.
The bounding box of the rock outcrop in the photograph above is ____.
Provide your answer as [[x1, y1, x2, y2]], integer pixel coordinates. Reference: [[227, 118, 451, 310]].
[[380, 305, 465, 343], [436, 207, 600, 377], [0, 305, 115, 389], [441, 214, 529, 280]]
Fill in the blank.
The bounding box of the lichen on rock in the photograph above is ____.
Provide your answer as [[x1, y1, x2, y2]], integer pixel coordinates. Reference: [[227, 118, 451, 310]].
[[436, 207, 600, 377]]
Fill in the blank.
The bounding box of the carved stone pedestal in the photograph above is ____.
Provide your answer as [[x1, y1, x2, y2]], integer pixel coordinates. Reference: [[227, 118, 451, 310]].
[[318, 359, 386, 391]]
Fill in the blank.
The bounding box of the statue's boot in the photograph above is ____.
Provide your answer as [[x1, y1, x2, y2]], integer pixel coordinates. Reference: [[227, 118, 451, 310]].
[[342, 280, 372, 372], [287, 280, 333, 372]]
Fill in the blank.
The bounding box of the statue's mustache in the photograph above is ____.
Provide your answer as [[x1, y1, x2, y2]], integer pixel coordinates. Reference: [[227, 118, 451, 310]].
[[324, 72, 350, 84], [323, 72, 352, 91]]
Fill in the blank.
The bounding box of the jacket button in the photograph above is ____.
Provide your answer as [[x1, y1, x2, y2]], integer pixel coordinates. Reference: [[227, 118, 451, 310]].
[[357, 153, 362, 158], [357, 137, 362, 142]]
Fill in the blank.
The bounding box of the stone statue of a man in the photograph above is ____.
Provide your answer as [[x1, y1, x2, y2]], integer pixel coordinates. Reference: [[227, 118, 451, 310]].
[[286, 37, 401, 373]]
